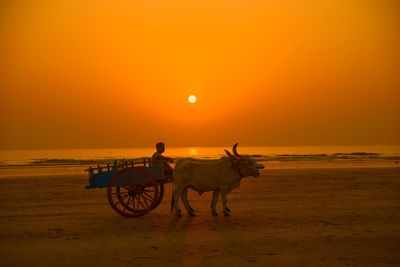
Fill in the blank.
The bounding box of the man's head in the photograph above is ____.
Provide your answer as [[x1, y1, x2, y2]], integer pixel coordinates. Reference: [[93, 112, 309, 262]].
[[156, 142, 165, 153]]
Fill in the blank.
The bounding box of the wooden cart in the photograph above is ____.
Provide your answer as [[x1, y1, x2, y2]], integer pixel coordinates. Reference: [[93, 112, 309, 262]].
[[85, 158, 168, 218]]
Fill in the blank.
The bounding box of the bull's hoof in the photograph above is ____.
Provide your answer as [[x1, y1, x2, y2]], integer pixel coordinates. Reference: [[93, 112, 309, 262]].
[[225, 207, 231, 212], [176, 213, 183, 218], [189, 207, 196, 213], [212, 212, 218, 216], [223, 212, 231, 217], [188, 212, 195, 217]]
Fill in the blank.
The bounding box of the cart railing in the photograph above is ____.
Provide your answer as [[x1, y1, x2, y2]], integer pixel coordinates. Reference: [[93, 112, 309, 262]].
[[85, 158, 166, 189], [84, 157, 152, 175]]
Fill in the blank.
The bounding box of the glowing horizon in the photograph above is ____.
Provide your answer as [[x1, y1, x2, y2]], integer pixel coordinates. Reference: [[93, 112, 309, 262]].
[[0, 0, 399, 150]]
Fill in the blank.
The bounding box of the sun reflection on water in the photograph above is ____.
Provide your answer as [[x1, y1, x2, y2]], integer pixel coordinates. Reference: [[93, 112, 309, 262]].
[[188, 148, 199, 156]]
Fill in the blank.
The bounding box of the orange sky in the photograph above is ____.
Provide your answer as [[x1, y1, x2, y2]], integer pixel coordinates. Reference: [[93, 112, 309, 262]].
[[0, 0, 399, 149]]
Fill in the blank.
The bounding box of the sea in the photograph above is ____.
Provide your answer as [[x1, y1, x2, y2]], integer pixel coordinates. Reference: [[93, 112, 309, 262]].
[[0, 145, 399, 167]]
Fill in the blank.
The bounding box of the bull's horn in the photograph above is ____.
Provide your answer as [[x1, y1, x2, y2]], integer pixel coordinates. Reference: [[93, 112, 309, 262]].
[[233, 143, 240, 157], [224, 150, 236, 161]]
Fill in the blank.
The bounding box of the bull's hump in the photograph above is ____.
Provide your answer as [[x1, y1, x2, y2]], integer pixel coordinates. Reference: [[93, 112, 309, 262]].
[[189, 159, 226, 164]]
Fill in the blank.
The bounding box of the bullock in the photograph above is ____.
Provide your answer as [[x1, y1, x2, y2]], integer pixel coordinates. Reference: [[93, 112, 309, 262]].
[[171, 143, 264, 217]]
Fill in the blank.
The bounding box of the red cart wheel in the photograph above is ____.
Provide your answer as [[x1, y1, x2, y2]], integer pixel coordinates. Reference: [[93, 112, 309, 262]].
[[107, 167, 159, 218]]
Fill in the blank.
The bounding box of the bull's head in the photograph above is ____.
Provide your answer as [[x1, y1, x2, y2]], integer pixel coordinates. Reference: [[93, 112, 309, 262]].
[[224, 143, 264, 177]]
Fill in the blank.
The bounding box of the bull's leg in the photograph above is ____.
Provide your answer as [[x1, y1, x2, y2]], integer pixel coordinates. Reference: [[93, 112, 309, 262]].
[[174, 186, 184, 217], [221, 189, 231, 217], [210, 190, 220, 216], [182, 187, 195, 212], [182, 187, 195, 216]]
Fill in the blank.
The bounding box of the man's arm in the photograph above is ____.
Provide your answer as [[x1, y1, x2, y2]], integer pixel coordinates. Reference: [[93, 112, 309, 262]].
[[161, 155, 174, 163]]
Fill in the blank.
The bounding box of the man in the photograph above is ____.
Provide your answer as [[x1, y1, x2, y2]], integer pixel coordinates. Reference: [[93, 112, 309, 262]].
[[151, 142, 174, 182]]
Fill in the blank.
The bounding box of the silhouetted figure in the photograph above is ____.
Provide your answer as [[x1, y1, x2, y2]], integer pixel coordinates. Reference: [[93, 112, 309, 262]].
[[151, 142, 173, 182]]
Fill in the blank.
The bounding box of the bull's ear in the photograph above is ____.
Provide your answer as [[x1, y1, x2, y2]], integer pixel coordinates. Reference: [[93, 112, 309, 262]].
[[224, 150, 237, 162], [257, 164, 265, 169]]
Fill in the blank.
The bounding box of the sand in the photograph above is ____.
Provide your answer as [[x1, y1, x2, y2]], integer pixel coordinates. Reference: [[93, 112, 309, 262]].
[[0, 166, 399, 266]]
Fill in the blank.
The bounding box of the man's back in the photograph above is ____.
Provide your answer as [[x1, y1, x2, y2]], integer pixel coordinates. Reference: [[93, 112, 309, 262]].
[[151, 151, 164, 168]]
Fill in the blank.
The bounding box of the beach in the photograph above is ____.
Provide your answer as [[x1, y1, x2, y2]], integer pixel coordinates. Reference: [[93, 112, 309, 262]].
[[0, 164, 399, 267]]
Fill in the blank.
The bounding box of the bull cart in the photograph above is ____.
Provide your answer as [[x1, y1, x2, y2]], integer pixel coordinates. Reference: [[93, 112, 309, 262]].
[[85, 158, 169, 218]]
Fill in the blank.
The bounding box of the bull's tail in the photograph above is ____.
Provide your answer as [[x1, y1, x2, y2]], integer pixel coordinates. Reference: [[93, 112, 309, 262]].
[[170, 181, 175, 213]]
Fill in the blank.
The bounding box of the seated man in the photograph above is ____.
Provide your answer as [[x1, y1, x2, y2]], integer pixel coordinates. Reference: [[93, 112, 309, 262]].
[[151, 142, 173, 182]]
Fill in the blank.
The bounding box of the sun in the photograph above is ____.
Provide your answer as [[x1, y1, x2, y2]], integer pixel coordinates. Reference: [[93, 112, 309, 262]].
[[188, 95, 197, 104]]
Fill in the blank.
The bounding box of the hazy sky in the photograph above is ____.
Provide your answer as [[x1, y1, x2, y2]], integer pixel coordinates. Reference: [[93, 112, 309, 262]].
[[1, 0, 399, 149]]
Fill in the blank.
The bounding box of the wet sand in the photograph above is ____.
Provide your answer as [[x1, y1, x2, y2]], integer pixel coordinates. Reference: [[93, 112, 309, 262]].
[[0, 166, 399, 266]]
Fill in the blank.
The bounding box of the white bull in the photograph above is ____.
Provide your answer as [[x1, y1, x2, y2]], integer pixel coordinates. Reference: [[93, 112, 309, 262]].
[[171, 143, 264, 217]]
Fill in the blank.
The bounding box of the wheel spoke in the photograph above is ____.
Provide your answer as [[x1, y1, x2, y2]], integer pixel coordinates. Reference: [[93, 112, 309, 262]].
[[125, 196, 133, 209], [136, 195, 142, 211], [131, 197, 138, 214], [120, 194, 129, 199], [114, 199, 124, 207], [129, 197, 136, 213], [142, 192, 154, 202], [111, 191, 129, 195], [141, 195, 150, 209], [144, 186, 157, 194], [139, 196, 146, 211], [118, 194, 129, 201], [143, 188, 155, 193], [112, 192, 129, 196], [135, 196, 141, 211], [138, 195, 146, 211]]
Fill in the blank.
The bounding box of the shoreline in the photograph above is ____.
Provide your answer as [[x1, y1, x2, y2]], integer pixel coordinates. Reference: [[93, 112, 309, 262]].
[[0, 159, 399, 178]]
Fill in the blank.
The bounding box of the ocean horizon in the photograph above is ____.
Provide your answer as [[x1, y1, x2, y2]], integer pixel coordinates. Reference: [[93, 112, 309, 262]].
[[1, 145, 400, 167]]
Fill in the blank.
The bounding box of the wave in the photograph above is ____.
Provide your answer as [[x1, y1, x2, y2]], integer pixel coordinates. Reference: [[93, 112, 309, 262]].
[[1, 152, 400, 167], [252, 153, 400, 162]]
